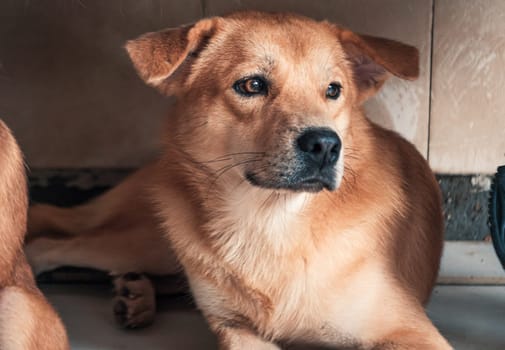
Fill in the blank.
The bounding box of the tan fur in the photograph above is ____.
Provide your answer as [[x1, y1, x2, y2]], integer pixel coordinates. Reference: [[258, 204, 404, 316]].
[[27, 163, 179, 276], [0, 120, 68, 350], [27, 12, 450, 349]]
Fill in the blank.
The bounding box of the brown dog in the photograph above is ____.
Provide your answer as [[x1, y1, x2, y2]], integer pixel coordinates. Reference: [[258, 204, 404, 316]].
[[0, 120, 68, 350], [26, 11, 451, 349]]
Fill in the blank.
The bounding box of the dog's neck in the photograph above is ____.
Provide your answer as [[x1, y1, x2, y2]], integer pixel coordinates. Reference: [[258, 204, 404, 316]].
[[209, 183, 311, 248], [201, 182, 317, 284]]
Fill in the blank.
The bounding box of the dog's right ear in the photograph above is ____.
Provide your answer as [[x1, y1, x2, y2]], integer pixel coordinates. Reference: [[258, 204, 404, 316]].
[[125, 18, 219, 94], [338, 29, 419, 103]]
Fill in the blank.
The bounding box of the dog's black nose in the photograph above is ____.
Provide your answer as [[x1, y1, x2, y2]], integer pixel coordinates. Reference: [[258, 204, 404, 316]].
[[296, 128, 341, 169]]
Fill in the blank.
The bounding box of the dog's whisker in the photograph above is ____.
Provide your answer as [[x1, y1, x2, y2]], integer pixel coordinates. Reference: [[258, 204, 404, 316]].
[[230, 177, 249, 194], [258, 190, 277, 213], [211, 160, 261, 183], [205, 158, 264, 195], [211, 158, 263, 176], [197, 152, 266, 165], [210, 152, 266, 160], [200, 157, 234, 164]]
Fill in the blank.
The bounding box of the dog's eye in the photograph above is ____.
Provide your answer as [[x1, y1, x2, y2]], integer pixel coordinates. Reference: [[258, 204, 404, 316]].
[[326, 82, 342, 100], [233, 76, 268, 96]]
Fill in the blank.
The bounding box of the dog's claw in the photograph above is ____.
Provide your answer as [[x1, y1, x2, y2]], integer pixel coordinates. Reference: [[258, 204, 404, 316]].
[[113, 300, 128, 325], [112, 273, 156, 329]]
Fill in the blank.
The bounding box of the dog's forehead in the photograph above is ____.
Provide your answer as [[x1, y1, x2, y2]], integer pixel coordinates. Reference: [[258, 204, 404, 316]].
[[219, 16, 347, 67]]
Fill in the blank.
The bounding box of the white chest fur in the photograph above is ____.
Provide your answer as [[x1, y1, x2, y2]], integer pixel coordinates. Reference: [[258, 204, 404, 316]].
[[206, 186, 311, 267], [205, 186, 397, 342]]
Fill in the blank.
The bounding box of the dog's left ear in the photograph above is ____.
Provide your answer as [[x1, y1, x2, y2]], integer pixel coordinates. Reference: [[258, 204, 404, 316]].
[[125, 18, 219, 94], [338, 30, 419, 103]]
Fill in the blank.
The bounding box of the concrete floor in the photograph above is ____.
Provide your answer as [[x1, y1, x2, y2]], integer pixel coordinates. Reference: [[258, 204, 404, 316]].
[[41, 283, 505, 350], [428, 286, 505, 349]]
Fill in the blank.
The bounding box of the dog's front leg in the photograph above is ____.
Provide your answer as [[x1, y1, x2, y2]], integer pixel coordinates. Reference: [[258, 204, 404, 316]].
[[375, 330, 452, 349], [372, 313, 452, 350], [213, 326, 280, 350]]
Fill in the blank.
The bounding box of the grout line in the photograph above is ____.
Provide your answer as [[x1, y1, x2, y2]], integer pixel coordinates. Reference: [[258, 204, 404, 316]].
[[426, 0, 436, 161]]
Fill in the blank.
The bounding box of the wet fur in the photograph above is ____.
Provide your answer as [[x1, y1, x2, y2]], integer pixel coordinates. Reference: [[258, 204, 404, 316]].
[[0, 120, 68, 350], [26, 12, 450, 349]]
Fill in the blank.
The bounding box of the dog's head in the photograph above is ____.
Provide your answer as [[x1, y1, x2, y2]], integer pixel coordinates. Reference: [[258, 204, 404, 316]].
[[126, 12, 418, 193]]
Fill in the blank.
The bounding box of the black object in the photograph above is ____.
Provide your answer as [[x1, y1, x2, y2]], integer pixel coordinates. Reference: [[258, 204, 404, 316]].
[[489, 165, 505, 269]]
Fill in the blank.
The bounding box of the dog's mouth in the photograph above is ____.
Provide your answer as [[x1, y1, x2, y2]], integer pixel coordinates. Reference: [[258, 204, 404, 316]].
[[245, 172, 336, 193], [294, 176, 336, 192]]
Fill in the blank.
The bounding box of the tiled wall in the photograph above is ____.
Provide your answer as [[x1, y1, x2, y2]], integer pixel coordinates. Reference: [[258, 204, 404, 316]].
[[430, 0, 505, 174], [0, 0, 503, 173]]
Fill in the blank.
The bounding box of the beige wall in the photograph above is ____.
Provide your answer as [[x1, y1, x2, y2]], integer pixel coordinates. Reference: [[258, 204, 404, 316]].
[[0, 0, 503, 173], [430, 0, 505, 174]]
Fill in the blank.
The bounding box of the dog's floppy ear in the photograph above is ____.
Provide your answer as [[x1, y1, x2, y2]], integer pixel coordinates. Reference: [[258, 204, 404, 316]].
[[339, 30, 419, 102], [125, 18, 219, 94]]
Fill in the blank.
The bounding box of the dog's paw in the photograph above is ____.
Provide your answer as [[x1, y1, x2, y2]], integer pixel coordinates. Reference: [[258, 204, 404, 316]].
[[112, 272, 156, 329]]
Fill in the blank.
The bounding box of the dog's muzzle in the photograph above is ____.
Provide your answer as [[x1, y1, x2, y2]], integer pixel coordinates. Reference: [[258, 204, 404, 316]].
[[245, 127, 341, 193], [287, 127, 341, 192]]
